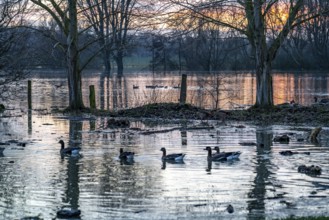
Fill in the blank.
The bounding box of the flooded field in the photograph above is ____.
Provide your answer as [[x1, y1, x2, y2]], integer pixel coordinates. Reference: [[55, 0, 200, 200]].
[[17, 70, 329, 111], [1, 71, 329, 219]]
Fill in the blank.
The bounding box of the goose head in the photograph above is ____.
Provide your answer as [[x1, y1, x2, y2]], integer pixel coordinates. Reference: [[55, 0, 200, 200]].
[[203, 146, 212, 157], [58, 140, 65, 149], [160, 147, 166, 156], [213, 146, 220, 153]]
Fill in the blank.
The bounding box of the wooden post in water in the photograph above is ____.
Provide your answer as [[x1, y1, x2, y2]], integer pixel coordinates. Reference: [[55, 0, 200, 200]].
[[89, 85, 96, 110], [179, 74, 187, 104], [90, 120, 96, 131], [28, 110, 32, 135], [28, 80, 32, 110]]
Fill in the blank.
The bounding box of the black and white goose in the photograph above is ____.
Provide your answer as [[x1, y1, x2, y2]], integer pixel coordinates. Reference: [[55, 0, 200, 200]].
[[58, 140, 81, 156], [204, 146, 241, 161], [160, 147, 185, 161], [119, 148, 135, 160]]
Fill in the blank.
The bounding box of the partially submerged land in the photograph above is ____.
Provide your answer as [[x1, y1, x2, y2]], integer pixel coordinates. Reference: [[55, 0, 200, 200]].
[[90, 102, 329, 126], [2, 101, 328, 126]]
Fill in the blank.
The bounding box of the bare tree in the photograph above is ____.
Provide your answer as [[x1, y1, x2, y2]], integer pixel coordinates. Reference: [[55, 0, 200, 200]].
[[83, 0, 112, 73], [167, 0, 329, 108], [30, 0, 86, 110], [0, 0, 28, 102], [111, 0, 137, 76], [83, 0, 143, 76], [281, 26, 308, 69], [305, 0, 329, 69]]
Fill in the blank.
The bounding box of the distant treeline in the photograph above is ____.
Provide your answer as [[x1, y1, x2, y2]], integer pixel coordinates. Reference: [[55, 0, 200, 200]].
[[14, 27, 329, 72]]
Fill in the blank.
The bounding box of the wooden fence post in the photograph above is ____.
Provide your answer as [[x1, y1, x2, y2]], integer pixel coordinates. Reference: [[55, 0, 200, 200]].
[[28, 80, 32, 110], [89, 85, 96, 110], [179, 74, 187, 104]]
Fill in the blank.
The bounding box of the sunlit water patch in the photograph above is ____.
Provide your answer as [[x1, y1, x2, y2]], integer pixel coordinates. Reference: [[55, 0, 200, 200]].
[[3, 71, 329, 111]]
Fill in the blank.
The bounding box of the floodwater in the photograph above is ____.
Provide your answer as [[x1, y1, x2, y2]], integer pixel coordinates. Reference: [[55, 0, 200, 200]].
[[1, 71, 329, 219], [16, 70, 329, 111]]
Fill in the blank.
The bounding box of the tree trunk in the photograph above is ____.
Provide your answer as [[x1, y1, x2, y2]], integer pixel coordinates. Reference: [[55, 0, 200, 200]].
[[67, 0, 84, 110], [253, 0, 273, 108], [103, 48, 111, 74], [116, 50, 124, 77], [255, 60, 273, 107], [99, 35, 111, 74]]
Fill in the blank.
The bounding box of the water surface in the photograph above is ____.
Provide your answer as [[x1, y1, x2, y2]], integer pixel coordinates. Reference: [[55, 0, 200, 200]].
[[18, 70, 329, 110], [1, 71, 329, 219]]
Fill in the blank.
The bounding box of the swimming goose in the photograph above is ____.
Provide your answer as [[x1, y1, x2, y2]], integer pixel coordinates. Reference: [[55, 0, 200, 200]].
[[314, 96, 329, 104], [213, 146, 241, 160], [59, 140, 81, 156], [119, 148, 135, 160], [160, 147, 185, 161], [205, 146, 241, 161]]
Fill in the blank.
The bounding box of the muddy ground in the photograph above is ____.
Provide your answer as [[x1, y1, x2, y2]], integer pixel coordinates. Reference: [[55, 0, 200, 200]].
[[96, 102, 329, 126]]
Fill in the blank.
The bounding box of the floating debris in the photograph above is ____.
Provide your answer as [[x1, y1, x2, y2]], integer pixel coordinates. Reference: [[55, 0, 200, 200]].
[[56, 208, 81, 218], [273, 135, 289, 143], [193, 203, 207, 207], [107, 118, 130, 128], [310, 127, 322, 143], [17, 142, 26, 147], [20, 216, 43, 220], [280, 151, 310, 156], [239, 142, 257, 146], [298, 165, 321, 176], [227, 204, 234, 213], [235, 125, 246, 128], [42, 123, 54, 126]]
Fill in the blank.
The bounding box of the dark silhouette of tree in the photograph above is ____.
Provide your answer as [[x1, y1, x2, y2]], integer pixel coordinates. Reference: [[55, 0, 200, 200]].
[[305, 0, 329, 69], [83, 0, 141, 76], [167, 0, 329, 108], [30, 0, 89, 110], [0, 0, 28, 100], [149, 35, 178, 72]]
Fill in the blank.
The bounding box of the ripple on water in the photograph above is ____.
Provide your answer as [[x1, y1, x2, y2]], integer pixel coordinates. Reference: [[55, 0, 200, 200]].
[[1, 118, 329, 219]]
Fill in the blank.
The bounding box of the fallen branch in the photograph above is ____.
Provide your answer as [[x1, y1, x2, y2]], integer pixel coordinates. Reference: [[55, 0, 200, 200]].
[[309, 127, 322, 143], [140, 126, 214, 135]]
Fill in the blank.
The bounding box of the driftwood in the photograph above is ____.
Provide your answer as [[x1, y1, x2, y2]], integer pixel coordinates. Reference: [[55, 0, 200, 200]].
[[140, 126, 214, 135], [309, 127, 322, 143], [140, 127, 180, 135], [239, 142, 257, 146], [273, 134, 290, 143]]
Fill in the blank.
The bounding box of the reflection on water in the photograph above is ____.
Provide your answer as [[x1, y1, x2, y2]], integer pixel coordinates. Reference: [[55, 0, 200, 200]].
[[247, 130, 273, 219], [0, 113, 329, 219], [1, 71, 329, 219], [6, 71, 329, 111]]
